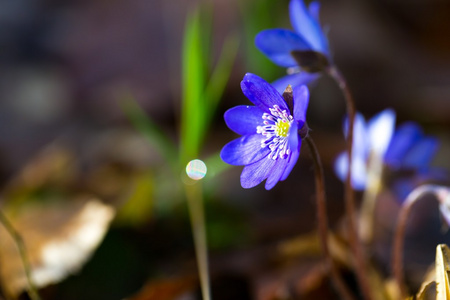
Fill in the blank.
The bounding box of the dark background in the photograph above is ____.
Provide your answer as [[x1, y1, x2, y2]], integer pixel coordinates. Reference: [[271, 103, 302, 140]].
[[1, 0, 450, 299]]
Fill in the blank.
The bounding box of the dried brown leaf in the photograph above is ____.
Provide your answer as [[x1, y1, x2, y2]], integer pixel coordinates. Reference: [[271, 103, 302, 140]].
[[0, 197, 115, 298], [435, 244, 450, 300]]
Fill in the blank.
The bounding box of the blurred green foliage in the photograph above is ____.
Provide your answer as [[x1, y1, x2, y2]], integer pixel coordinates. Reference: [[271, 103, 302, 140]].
[[180, 9, 239, 165], [121, 5, 239, 229], [239, 0, 288, 81]]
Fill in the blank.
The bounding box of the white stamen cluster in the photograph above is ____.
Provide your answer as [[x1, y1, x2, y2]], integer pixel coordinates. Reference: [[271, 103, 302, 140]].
[[256, 105, 294, 160]]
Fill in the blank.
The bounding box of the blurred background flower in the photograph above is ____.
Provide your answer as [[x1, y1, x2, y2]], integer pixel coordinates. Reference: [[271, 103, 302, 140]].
[[255, 0, 329, 92]]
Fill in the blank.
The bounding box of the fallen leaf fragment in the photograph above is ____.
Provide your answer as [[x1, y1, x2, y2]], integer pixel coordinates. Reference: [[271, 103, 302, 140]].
[[436, 244, 450, 300], [0, 197, 115, 298]]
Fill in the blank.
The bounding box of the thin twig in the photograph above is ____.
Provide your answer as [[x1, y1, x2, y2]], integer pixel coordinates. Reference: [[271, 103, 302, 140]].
[[0, 210, 41, 300], [304, 136, 356, 300], [327, 65, 373, 300], [185, 181, 211, 300]]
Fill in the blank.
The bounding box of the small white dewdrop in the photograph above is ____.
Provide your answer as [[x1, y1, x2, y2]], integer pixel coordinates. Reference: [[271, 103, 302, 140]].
[[186, 159, 207, 180]]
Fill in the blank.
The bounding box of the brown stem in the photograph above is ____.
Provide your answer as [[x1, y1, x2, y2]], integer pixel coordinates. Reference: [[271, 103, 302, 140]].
[[392, 185, 439, 299], [327, 65, 373, 300], [304, 136, 355, 300], [0, 210, 41, 300]]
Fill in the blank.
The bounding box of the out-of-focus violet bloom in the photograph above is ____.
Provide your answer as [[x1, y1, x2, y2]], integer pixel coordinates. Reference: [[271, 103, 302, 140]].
[[334, 109, 440, 191], [220, 73, 310, 190], [392, 168, 448, 201], [255, 0, 330, 93]]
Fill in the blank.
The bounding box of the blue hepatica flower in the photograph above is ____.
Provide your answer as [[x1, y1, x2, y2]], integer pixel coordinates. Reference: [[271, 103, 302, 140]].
[[334, 109, 440, 191], [255, 0, 330, 93], [220, 73, 310, 190]]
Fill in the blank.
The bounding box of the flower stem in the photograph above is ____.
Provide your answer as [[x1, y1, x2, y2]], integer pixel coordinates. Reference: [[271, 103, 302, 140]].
[[0, 210, 41, 300], [184, 181, 211, 300], [304, 136, 355, 300], [391, 184, 442, 299], [327, 65, 373, 300]]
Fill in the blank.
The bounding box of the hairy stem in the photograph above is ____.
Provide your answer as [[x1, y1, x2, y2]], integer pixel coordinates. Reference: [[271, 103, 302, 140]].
[[304, 136, 355, 300], [0, 210, 41, 300], [327, 65, 373, 300]]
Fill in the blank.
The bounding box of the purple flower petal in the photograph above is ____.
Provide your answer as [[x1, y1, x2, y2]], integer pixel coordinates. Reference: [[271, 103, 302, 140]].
[[392, 178, 416, 202], [384, 122, 422, 167], [334, 152, 347, 182], [255, 29, 310, 68], [265, 157, 289, 190], [224, 105, 265, 135], [367, 109, 396, 156], [289, 0, 328, 54], [308, 1, 321, 23], [271, 72, 320, 94], [345, 112, 369, 159], [334, 152, 368, 190], [351, 159, 369, 190], [293, 85, 309, 123], [221, 73, 307, 189], [241, 73, 288, 111], [220, 134, 269, 166], [281, 147, 300, 181], [393, 169, 447, 203], [402, 137, 439, 168], [240, 157, 277, 189], [334, 108, 440, 192], [288, 121, 299, 151], [335, 112, 370, 190]]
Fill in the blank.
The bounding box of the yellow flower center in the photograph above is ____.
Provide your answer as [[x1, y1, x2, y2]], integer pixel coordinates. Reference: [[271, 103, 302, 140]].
[[275, 120, 290, 137], [256, 105, 294, 160]]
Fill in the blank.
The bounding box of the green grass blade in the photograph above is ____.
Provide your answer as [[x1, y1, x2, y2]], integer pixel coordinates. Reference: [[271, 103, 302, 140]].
[[200, 3, 213, 73], [204, 33, 239, 126], [180, 9, 206, 164]]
